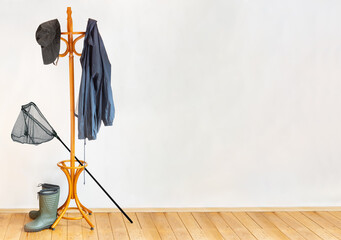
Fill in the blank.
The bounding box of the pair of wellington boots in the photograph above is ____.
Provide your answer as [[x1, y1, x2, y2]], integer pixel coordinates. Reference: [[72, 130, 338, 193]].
[[24, 183, 60, 232]]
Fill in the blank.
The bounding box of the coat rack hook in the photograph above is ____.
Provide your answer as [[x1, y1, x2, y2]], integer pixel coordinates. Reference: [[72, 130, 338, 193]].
[[73, 33, 85, 56], [59, 37, 69, 57]]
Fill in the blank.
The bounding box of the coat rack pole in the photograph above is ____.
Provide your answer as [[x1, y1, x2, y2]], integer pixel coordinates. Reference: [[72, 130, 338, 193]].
[[51, 7, 94, 230], [67, 6, 76, 197]]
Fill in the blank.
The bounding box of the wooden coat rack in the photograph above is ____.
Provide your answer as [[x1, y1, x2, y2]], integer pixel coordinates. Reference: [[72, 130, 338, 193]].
[[51, 7, 94, 230]]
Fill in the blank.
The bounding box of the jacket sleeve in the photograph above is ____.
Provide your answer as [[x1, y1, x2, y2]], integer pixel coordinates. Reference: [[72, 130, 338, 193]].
[[98, 28, 115, 126]]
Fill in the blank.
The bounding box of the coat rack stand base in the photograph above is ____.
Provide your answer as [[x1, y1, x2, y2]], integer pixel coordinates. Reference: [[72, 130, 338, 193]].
[[51, 160, 95, 230]]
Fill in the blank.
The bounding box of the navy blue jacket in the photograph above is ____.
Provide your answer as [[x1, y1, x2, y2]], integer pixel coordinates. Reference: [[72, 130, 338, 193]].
[[77, 19, 115, 140]]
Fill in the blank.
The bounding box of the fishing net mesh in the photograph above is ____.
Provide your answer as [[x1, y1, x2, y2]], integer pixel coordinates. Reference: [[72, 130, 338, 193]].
[[11, 102, 56, 145]]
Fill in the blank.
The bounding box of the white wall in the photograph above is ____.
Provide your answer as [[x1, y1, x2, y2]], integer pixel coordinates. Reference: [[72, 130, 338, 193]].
[[1, 0, 341, 208]]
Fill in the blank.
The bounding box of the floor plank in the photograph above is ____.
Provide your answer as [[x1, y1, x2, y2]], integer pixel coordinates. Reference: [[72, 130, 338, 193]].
[[192, 212, 223, 240], [94, 213, 113, 240], [0, 213, 11, 240], [51, 217, 67, 240], [206, 212, 240, 240], [164, 212, 192, 240], [136, 212, 161, 240], [318, 211, 341, 228], [220, 212, 256, 240], [178, 212, 207, 240], [150, 212, 176, 240], [301, 211, 341, 240], [329, 211, 341, 220], [82, 213, 98, 240], [123, 212, 145, 240], [275, 212, 322, 240], [262, 212, 305, 240], [247, 212, 291, 240], [19, 214, 31, 240], [68, 212, 83, 240], [289, 211, 338, 240], [27, 231, 39, 240], [36, 228, 52, 240], [327, 211, 341, 227], [3, 213, 26, 240], [233, 212, 272, 240], [108, 212, 129, 240]]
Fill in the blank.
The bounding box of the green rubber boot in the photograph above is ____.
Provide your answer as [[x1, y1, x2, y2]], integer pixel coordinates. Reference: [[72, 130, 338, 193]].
[[29, 183, 60, 219], [24, 188, 59, 232]]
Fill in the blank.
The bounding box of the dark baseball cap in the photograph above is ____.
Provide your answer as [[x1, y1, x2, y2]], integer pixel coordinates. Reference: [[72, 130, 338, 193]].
[[36, 19, 61, 65]]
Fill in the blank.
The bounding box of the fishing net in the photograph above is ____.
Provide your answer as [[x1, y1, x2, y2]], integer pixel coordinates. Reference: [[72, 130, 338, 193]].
[[11, 102, 56, 145]]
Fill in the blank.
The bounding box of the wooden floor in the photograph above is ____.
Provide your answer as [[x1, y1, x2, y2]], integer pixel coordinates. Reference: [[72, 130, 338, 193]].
[[2, 211, 341, 239]]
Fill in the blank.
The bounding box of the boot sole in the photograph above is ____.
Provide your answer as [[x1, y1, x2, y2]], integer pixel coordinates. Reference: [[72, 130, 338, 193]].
[[24, 223, 54, 232]]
